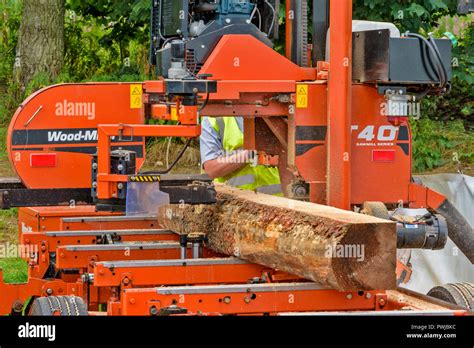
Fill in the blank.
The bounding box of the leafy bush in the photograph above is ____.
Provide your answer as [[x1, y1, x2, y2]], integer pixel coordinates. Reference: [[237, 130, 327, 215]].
[[353, 0, 458, 32], [411, 12, 474, 172], [63, 8, 149, 82], [412, 117, 473, 172], [424, 14, 474, 129]]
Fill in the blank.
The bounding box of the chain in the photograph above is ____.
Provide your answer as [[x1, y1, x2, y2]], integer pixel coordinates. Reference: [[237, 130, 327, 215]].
[[64, 296, 72, 316], [70, 296, 80, 316], [46, 296, 60, 315], [54, 297, 63, 315], [40, 296, 82, 316], [451, 283, 470, 307]]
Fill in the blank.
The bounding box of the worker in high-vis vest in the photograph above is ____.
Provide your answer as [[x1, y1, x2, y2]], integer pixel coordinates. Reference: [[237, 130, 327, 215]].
[[200, 116, 283, 196]]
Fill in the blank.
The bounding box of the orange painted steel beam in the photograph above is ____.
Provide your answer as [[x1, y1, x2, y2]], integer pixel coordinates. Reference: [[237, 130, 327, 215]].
[[56, 244, 219, 271], [120, 283, 384, 316], [204, 81, 301, 100], [21, 229, 178, 250], [201, 93, 289, 115], [143, 80, 165, 94], [408, 183, 447, 209], [327, 0, 352, 210], [21, 229, 178, 279], [96, 124, 201, 199], [55, 243, 212, 270], [285, 0, 293, 60], [60, 216, 159, 231], [93, 258, 267, 288]]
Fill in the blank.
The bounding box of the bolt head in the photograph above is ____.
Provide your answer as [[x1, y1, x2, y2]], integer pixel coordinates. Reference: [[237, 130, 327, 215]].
[[346, 293, 353, 300], [294, 185, 307, 197], [14, 301, 24, 311]]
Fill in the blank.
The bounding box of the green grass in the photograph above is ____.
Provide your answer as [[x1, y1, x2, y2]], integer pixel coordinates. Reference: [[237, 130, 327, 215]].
[[0, 153, 14, 177], [0, 208, 26, 284], [0, 258, 28, 283], [412, 118, 474, 175], [0, 127, 14, 177], [0, 209, 18, 243]]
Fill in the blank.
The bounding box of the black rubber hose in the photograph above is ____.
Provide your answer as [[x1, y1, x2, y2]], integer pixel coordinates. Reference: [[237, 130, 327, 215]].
[[406, 33, 446, 89], [198, 93, 210, 112], [436, 199, 474, 264], [428, 34, 448, 85], [141, 137, 193, 175], [428, 34, 452, 93]]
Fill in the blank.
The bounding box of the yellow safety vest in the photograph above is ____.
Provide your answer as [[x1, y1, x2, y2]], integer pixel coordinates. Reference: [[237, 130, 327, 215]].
[[206, 117, 283, 196]]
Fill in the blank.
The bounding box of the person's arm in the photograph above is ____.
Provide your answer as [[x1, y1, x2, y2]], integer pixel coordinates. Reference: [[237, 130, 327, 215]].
[[203, 150, 250, 179], [200, 117, 251, 179]]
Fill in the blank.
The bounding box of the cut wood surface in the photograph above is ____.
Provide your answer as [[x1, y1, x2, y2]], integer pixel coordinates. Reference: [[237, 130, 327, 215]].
[[158, 184, 397, 290]]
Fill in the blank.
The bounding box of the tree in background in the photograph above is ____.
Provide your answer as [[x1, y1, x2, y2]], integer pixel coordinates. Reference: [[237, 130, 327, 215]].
[[0, 0, 21, 86], [65, 0, 150, 81], [13, 0, 65, 91]]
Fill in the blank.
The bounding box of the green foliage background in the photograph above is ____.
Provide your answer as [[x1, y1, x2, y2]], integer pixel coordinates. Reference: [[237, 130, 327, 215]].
[[0, 0, 473, 173]]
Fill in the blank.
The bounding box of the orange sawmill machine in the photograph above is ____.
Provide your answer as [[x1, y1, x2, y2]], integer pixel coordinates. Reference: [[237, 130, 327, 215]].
[[0, 0, 472, 316]]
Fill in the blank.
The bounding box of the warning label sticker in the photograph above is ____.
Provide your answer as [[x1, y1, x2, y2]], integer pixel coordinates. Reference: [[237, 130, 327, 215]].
[[296, 85, 308, 108], [171, 107, 178, 121], [130, 84, 143, 109]]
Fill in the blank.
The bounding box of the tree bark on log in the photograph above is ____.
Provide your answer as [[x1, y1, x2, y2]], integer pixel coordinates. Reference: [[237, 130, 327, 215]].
[[14, 0, 65, 90], [159, 185, 397, 291]]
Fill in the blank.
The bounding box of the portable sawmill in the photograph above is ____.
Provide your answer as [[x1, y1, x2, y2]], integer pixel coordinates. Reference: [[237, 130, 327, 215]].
[[0, 0, 472, 316]]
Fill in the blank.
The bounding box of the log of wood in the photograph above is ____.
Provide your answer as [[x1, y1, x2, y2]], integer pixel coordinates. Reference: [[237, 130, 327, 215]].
[[158, 184, 397, 290]]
